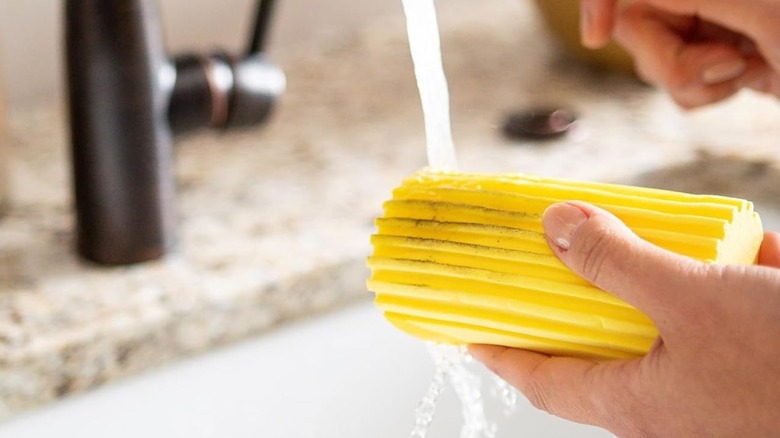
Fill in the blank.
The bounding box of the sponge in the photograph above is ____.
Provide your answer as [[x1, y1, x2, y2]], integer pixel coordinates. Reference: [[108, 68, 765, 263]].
[[367, 170, 764, 359]]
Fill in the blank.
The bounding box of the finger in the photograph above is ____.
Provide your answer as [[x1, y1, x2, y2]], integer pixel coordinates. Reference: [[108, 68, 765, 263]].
[[670, 76, 741, 110], [613, 1, 691, 81], [469, 344, 637, 431], [580, 0, 619, 48], [739, 58, 780, 99], [748, 75, 780, 99], [628, 0, 780, 73], [615, 3, 746, 107], [542, 202, 707, 327], [758, 232, 780, 268], [742, 73, 780, 99]]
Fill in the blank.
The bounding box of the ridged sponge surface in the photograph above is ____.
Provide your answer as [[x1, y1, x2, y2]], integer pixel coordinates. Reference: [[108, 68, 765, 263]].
[[367, 170, 764, 359]]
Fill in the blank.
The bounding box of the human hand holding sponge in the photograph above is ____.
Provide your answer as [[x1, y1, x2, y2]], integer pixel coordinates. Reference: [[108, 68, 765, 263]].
[[367, 170, 763, 359]]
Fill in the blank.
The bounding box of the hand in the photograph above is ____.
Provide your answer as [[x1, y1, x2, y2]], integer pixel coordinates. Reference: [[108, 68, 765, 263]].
[[470, 201, 780, 437], [579, 0, 780, 108]]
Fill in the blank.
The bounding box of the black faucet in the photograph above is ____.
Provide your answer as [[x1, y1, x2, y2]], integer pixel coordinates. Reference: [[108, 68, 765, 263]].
[[65, 0, 285, 265]]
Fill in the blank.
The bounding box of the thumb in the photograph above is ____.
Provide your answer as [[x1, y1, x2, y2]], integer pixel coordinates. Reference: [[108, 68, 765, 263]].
[[542, 201, 706, 327]]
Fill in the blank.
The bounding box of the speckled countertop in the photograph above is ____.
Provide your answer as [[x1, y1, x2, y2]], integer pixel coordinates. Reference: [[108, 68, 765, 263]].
[[1, 0, 779, 420]]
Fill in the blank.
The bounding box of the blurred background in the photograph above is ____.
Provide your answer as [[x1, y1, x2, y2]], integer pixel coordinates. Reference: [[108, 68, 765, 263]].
[[0, 0, 415, 110]]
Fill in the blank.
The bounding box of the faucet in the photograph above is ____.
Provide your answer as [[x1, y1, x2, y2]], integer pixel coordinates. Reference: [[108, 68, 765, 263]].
[[65, 0, 285, 265]]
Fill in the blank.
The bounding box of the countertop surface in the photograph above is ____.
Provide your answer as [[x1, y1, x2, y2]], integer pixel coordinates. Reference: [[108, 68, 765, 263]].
[[1, 0, 779, 420], [0, 301, 611, 438]]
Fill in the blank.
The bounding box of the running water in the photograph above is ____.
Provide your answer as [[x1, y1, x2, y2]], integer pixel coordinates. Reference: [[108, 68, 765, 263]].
[[401, 0, 458, 171], [401, 1, 519, 436], [411, 345, 496, 438], [448, 348, 497, 438], [410, 345, 456, 438], [411, 344, 522, 438], [491, 375, 519, 417]]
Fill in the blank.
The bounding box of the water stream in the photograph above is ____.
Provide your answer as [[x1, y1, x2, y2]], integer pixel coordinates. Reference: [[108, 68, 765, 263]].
[[400, 1, 520, 436], [410, 344, 520, 438], [401, 0, 458, 172]]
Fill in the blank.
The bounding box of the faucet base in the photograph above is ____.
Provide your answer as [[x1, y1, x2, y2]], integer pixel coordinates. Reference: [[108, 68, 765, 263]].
[[66, 0, 176, 265]]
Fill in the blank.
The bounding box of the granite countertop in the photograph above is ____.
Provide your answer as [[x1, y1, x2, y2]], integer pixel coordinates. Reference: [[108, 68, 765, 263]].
[[1, 0, 779, 420]]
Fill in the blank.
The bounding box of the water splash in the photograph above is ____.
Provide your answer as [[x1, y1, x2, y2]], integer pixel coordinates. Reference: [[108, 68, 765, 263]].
[[412, 344, 502, 438], [449, 350, 496, 438], [490, 375, 520, 417], [410, 345, 455, 438]]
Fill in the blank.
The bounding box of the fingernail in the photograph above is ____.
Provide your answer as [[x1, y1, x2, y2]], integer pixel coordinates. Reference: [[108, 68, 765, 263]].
[[543, 203, 588, 250], [702, 59, 746, 85]]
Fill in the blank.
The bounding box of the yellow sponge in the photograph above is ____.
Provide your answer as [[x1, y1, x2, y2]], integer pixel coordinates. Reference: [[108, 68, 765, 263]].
[[367, 170, 764, 359]]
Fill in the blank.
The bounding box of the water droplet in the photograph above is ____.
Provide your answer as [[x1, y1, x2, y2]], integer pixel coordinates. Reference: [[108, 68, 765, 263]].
[[411, 344, 501, 438], [491, 375, 520, 417]]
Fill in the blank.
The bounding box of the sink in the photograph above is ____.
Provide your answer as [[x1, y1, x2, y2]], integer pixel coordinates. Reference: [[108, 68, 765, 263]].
[[0, 301, 610, 438]]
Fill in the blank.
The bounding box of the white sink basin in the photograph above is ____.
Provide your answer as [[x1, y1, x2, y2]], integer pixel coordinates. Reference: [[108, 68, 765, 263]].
[[0, 301, 610, 438]]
